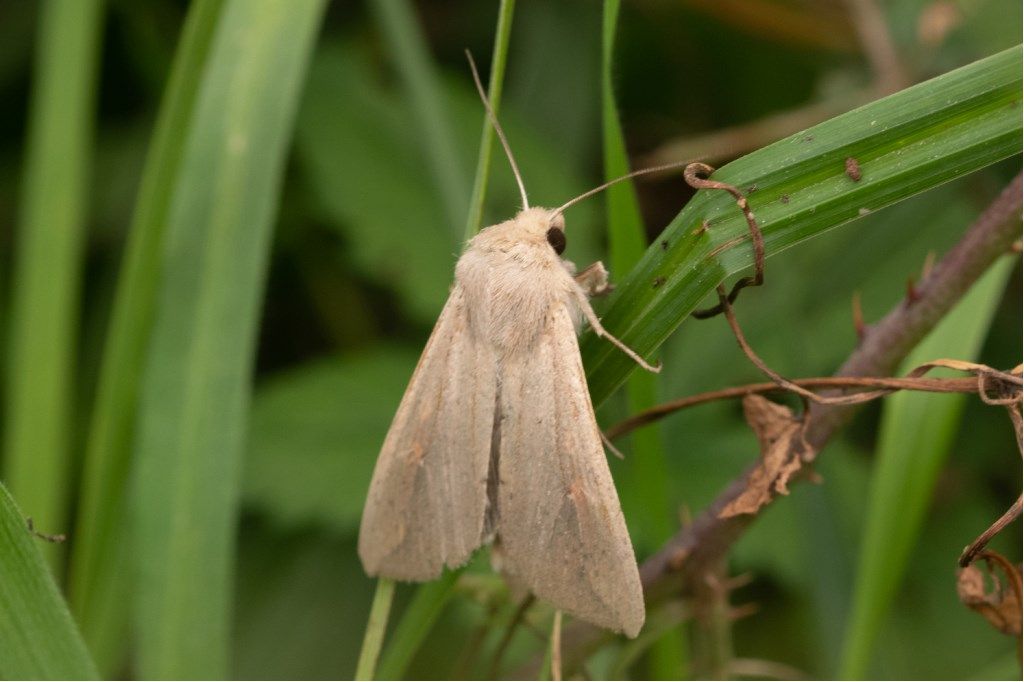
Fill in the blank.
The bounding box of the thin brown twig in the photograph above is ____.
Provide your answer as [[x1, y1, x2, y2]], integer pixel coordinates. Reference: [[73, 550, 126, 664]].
[[717, 283, 891, 405], [549, 175, 1023, 669], [959, 496, 1023, 568], [977, 366, 1024, 406], [606, 376, 987, 440], [685, 164, 766, 319], [979, 551, 1023, 612], [852, 290, 866, 341], [637, 173, 1021, 591]]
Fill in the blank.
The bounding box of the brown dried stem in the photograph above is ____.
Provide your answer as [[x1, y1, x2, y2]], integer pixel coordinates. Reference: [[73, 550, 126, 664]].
[[640, 172, 1021, 590], [690, 559, 734, 680], [960, 495, 1023, 568], [548, 174, 1022, 668], [684, 164, 766, 319], [607, 376, 985, 440]]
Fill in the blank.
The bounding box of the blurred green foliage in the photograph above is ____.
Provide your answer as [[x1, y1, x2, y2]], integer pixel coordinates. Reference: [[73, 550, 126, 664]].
[[0, 0, 1019, 679]]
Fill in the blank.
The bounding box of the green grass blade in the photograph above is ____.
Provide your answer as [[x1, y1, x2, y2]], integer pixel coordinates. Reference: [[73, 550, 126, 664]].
[[368, 0, 469, 235], [376, 570, 462, 680], [601, 0, 645, 279], [600, 0, 685, 677], [580, 46, 1023, 406], [356, 579, 396, 681], [463, 0, 516, 240], [838, 256, 1016, 679], [130, 1, 326, 677], [67, 0, 225, 673], [0, 484, 98, 679], [2, 0, 105, 570]]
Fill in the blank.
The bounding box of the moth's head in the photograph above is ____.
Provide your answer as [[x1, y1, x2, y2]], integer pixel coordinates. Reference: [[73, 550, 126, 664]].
[[514, 207, 567, 256]]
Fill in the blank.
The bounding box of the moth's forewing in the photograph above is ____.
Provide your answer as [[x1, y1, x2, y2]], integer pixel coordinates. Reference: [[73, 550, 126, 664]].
[[495, 303, 645, 638], [358, 286, 496, 579]]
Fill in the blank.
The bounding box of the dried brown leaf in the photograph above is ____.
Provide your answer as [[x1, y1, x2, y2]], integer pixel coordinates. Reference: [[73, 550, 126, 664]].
[[720, 396, 816, 518], [957, 555, 1022, 636]]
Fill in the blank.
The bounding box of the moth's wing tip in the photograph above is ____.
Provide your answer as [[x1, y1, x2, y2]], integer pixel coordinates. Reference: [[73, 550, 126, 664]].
[[356, 532, 436, 577], [621, 611, 645, 639], [358, 557, 445, 583]]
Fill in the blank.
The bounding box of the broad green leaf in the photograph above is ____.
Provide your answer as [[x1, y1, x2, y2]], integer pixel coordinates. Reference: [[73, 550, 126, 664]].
[[0, 484, 98, 680], [581, 46, 1023, 405], [3, 0, 105, 570], [244, 349, 419, 532], [294, 44, 459, 324], [131, 1, 325, 677], [839, 255, 1016, 679], [68, 0, 226, 673]]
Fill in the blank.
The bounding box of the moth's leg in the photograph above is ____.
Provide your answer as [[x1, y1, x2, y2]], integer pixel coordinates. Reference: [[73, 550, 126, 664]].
[[575, 261, 613, 298], [574, 288, 660, 373]]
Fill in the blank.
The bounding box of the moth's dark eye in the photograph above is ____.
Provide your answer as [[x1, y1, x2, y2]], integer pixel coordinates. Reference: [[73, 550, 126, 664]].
[[546, 227, 566, 255]]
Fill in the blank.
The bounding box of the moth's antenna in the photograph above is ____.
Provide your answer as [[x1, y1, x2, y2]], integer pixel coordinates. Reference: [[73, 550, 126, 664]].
[[552, 160, 698, 218], [465, 49, 529, 209]]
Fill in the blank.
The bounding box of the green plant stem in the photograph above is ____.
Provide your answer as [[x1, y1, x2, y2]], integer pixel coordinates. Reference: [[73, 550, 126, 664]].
[[356, 579, 396, 681], [464, 0, 516, 240], [3, 0, 105, 572]]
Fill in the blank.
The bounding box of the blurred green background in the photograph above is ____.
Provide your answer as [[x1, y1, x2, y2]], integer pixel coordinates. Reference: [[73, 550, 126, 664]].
[[0, 0, 1020, 679]]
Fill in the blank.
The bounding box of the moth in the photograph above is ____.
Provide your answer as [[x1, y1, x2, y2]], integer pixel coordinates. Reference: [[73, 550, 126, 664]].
[[358, 56, 670, 638]]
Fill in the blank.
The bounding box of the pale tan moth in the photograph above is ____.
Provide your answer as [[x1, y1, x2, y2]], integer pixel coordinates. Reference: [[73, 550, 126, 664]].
[[358, 53, 680, 638]]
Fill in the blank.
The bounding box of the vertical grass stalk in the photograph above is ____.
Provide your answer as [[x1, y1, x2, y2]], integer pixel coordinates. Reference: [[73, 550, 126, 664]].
[[838, 256, 1016, 678], [356, 578, 396, 681], [463, 0, 517, 239], [3, 0, 105, 571]]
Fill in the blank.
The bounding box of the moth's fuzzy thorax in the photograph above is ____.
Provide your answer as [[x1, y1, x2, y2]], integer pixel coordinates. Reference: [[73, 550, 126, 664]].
[[457, 208, 579, 355]]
